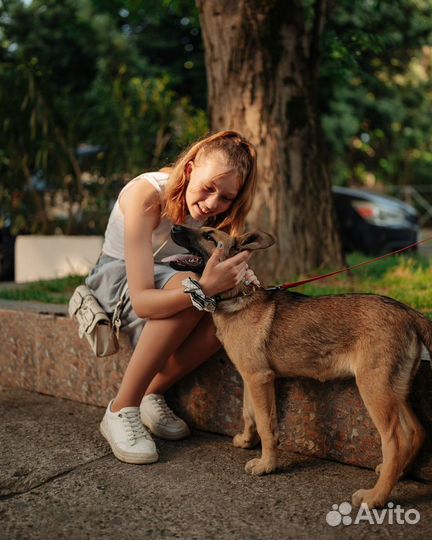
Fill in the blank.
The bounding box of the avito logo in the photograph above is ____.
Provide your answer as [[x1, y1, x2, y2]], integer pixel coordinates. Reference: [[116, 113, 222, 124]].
[[326, 501, 420, 526]]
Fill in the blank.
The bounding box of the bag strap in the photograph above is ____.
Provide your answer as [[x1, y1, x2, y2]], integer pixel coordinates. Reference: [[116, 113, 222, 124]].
[[152, 239, 168, 258], [110, 236, 170, 337], [111, 280, 129, 338]]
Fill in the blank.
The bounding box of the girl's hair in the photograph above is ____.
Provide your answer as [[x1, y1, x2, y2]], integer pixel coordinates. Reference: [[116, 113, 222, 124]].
[[163, 130, 257, 235]]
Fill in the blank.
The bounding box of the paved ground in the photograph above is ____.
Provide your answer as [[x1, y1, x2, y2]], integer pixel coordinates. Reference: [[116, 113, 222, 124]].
[[1, 388, 432, 540]]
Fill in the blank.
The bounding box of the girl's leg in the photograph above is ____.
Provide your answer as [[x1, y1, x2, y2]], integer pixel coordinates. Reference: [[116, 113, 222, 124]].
[[112, 272, 204, 412], [145, 313, 221, 396]]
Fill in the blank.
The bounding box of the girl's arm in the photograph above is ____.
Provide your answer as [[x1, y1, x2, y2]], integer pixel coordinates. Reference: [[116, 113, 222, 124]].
[[120, 179, 250, 319], [121, 180, 193, 319]]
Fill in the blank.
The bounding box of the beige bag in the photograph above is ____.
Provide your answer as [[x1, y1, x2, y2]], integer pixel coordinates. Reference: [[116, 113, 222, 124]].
[[70, 240, 168, 357], [68, 283, 127, 357]]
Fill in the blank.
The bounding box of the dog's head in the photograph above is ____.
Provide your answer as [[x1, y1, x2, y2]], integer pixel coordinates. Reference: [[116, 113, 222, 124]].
[[166, 225, 274, 273]]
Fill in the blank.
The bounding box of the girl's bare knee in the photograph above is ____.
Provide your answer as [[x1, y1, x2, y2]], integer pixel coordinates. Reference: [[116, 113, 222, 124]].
[[163, 271, 200, 290]]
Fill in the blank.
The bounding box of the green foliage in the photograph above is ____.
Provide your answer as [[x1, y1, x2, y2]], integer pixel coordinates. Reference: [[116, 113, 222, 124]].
[[1, 0, 432, 237], [320, 0, 432, 190], [0, 0, 207, 235]]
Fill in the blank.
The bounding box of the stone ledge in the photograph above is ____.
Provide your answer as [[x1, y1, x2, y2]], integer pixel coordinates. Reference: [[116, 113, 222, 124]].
[[0, 299, 68, 315], [1, 302, 431, 481]]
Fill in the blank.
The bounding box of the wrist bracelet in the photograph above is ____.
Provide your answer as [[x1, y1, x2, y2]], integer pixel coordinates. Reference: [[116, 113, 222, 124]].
[[182, 277, 217, 313]]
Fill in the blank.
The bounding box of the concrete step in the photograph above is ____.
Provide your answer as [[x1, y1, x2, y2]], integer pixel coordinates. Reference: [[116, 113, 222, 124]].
[[1, 301, 431, 481]]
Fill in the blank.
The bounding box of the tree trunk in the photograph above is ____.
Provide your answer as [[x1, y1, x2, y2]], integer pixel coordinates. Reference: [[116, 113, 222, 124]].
[[197, 0, 343, 282]]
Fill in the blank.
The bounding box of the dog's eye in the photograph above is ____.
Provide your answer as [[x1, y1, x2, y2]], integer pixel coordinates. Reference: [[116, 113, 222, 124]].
[[203, 233, 213, 241]]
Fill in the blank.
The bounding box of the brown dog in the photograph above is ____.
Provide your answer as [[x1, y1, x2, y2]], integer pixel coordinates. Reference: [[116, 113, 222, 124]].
[[170, 224, 430, 509]]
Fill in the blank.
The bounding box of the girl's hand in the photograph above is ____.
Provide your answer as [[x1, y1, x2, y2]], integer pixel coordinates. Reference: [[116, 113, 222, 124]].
[[199, 243, 250, 297]]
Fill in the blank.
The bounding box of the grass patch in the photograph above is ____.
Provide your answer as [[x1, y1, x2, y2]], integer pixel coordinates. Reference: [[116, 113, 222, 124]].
[[0, 275, 84, 304], [285, 252, 432, 318]]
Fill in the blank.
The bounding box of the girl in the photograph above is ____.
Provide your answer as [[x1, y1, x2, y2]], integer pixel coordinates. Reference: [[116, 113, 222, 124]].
[[86, 130, 259, 464]]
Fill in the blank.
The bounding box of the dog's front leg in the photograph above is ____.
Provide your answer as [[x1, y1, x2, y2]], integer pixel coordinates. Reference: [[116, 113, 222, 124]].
[[242, 369, 278, 476], [233, 383, 260, 449]]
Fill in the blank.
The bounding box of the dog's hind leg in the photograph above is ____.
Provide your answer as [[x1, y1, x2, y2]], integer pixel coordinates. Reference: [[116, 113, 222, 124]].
[[398, 401, 425, 477], [374, 401, 424, 479], [352, 372, 408, 508], [242, 369, 278, 476], [376, 348, 425, 479], [233, 383, 260, 449], [395, 345, 426, 476]]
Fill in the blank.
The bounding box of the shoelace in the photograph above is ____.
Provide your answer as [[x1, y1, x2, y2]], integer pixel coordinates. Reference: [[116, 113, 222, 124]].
[[151, 397, 179, 425], [120, 409, 152, 445]]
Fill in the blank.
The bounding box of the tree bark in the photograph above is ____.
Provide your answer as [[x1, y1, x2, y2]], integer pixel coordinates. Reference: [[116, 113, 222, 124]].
[[197, 0, 343, 281]]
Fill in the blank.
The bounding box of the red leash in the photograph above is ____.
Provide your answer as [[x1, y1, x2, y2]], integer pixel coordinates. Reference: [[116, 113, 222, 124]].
[[278, 235, 432, 290]]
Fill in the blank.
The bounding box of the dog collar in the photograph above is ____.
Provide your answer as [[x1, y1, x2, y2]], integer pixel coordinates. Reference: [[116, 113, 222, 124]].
[[215, 286, 259, 304]]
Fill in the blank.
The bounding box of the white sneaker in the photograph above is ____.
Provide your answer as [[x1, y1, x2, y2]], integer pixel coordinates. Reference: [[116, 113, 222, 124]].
[[140, 394, 191, 440], [100, 400, 158, 464]]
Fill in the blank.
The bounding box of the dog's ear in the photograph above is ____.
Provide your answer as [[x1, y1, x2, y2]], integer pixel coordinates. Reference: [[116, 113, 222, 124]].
[[236, 231, 275, 252]]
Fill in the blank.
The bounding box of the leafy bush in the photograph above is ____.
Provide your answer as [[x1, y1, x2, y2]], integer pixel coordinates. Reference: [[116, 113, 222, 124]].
[[0, 0, 208, 236]]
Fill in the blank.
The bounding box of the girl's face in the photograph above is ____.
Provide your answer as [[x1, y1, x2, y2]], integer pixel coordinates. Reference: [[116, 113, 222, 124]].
[[185, 152, 241, 221]]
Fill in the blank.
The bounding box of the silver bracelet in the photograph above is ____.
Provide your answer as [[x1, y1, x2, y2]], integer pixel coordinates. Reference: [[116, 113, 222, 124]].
[[182, 278, 216, 313]]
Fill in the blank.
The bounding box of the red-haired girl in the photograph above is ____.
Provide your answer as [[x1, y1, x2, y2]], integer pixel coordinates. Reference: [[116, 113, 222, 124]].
[[87, 130, 258, 463]]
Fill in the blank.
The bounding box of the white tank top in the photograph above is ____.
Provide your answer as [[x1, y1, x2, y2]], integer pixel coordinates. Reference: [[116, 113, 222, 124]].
[[102, 171, 203, 260]]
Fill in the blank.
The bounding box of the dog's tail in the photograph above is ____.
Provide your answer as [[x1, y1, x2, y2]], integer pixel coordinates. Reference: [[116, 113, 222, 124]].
[[411, 310, 432, 366]]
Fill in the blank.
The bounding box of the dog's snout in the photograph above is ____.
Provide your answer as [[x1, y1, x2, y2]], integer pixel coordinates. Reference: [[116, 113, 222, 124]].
[[171, 225, 193, 248], [171, 225, 189, 241]]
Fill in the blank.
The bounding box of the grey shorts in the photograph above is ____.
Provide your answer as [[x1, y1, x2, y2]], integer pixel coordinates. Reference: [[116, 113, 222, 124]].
[[85, 255, 178, 348]]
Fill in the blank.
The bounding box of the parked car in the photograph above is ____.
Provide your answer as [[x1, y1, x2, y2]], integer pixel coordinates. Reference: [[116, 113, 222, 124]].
[[332, 186, 419, 256]]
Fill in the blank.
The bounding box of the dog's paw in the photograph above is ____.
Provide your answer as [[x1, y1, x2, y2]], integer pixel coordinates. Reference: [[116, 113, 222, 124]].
[[352, 488, 386, 509], [244, 457, 276, 476], [233, 433, 258, 449]]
